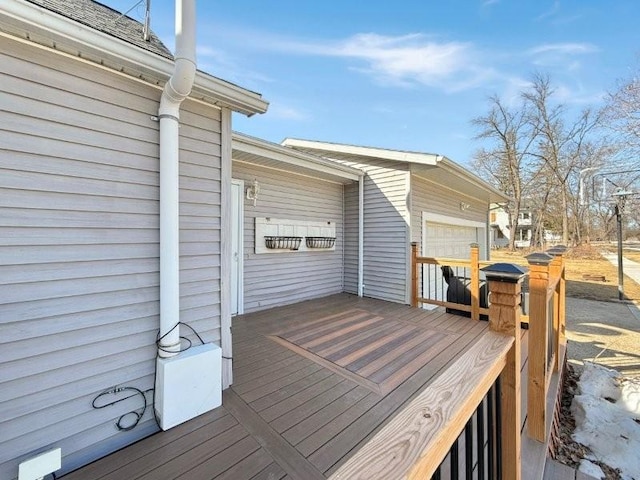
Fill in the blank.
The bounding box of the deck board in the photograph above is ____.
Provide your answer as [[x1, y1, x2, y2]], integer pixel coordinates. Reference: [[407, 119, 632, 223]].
[[61, 293, 514, 480]]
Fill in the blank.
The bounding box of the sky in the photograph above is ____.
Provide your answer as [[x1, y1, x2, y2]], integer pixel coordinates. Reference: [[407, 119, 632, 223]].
[[102, 0, 639, 166]]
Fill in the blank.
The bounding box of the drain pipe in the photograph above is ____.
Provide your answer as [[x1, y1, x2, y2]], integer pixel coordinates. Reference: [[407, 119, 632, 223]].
[[158, 0, 196, 358], [358, 174, 364, 297]]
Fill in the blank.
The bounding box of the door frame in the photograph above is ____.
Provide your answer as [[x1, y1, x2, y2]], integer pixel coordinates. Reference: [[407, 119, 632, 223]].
[[231, 178, 244, 315]]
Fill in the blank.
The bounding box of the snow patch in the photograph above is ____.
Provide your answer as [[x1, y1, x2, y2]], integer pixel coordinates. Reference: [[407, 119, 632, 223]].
[[579, 459, 605, 479], [571, 362, 640, 480]]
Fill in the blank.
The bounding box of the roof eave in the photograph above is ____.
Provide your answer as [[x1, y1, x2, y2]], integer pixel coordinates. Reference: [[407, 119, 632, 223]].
[[282, 138, 441, 166], [2, 0, 268, 116], [233, 133, 363, 182], [437, 156, 510, 203]]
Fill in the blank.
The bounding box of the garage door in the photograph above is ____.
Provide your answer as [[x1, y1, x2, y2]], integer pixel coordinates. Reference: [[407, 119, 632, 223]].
[[422, 220, 484, 308], [423, 222, 480, 258]]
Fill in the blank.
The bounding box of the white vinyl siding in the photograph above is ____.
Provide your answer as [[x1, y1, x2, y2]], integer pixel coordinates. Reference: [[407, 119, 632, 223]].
[[232, 162, 345, 312], [0, 38, 222, 478], [343, 182, 359, 294], [321, 155, 410, 304], [410, 175, 488, 257]]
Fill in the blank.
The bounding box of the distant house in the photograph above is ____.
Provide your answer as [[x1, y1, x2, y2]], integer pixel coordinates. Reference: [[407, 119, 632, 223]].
[[490, 204, 560, 249]]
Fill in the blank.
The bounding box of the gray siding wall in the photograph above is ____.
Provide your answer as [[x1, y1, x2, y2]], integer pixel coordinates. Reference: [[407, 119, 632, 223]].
[[0, 39, 223, 478], [232, 162, 345, 313], [410, 174, 488, 256], [327, 155, 410, 304], [343, 182, 359, 295]]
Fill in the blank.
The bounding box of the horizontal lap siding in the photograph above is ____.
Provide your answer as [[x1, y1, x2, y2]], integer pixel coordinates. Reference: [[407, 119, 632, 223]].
[[410, 175, 488, 255], [343, 182, 359, 294], [322, 155, 410, 304], [0, 39, 222, 479], [232, 162, 344, 313]]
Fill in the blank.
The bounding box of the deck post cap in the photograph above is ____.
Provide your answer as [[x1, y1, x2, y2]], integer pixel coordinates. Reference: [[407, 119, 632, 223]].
[[481, 263, 528, 283], [525, 252, 554, 265]]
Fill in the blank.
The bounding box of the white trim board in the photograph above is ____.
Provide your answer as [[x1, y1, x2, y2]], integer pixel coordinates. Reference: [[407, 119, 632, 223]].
[[231, 178, 244, 316]]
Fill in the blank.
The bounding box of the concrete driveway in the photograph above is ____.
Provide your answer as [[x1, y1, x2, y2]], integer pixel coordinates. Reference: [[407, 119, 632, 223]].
[[566, 297, 640, 376]]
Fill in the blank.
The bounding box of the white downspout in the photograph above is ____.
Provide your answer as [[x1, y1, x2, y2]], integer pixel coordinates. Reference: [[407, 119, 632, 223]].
[[358, 174, 364, 297], [158, 0, 196, 358]]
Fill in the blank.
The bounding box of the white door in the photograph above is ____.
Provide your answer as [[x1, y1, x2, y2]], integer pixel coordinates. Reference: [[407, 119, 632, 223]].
[[231, 180, 244, 315]]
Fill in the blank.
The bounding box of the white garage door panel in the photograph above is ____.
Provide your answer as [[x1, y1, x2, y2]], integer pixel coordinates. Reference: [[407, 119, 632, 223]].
[[424, 222, 479, 258]]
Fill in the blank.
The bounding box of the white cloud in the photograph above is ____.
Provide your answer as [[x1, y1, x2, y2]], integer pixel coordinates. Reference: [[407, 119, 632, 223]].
[[528, 43, 599, 56], [527, 43, 599, 71], [482, 0, 500, 7], [257, 32, 494, 92]]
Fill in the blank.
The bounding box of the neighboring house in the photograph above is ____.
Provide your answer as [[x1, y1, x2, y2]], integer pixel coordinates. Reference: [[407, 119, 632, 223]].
[[0, 0, 267, 478], [282, 139, 509, 305], [490, 204, 557, 249]]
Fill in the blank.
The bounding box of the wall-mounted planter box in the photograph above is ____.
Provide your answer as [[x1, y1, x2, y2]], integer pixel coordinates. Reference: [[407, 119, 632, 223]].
[[306, 237, 336, 249], [255, 218, 336, 254], [264, 236, 302, 251]]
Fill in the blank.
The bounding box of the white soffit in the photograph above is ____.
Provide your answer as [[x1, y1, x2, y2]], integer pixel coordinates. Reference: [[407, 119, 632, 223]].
[[233, 133, 362, 184]]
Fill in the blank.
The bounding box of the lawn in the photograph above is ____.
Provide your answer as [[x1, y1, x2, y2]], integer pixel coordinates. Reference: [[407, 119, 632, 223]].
[[489, 244, 640, 303]]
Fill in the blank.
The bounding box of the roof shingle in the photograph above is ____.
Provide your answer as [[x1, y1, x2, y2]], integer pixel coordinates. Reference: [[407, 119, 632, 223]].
[[25, 0, 173, 59]]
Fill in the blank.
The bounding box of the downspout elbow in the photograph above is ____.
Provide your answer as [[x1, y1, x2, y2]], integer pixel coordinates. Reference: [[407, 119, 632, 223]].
[[159, 0, 196, 116], [159, 57, 196, 116]]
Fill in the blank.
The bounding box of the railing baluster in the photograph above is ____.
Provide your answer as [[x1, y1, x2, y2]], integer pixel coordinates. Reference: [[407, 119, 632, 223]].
[[477, 393, 485, 480], [451, 438, 459, 479], [496, 378, 503, 480], [488, 385, 495, 480], [465, 418, 473, 479], [432, 466, 441, 480]]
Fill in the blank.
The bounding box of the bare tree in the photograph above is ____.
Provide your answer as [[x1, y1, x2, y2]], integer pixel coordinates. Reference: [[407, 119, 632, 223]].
[[523, 73, 601, 245], [471, 95, 538, 250], [602, 63, 640, 160]]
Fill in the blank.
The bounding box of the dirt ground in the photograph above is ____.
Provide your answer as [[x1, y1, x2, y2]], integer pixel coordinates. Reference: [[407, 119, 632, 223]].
[[490, 245, 640, 303]]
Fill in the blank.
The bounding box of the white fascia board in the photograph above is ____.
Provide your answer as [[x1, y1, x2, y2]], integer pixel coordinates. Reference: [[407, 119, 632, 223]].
[[2, 0, 268, 116], [233, 133, 362, 181], [436, 156, 511, 203], [282, 138, 441, 166]]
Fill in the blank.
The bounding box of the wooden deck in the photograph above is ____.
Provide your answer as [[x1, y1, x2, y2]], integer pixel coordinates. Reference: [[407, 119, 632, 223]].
[[63, 293, 525, 480]]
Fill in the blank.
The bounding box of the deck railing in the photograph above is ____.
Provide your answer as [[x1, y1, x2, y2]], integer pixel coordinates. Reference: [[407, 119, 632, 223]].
[[332, 265, 525, 480], [525, 247, 567, 442], [410, 243, 530, 324], [407, 243, 567, 477]]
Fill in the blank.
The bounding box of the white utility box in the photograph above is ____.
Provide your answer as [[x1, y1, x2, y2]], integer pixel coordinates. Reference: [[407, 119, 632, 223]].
[[155, 343, 222, 430]]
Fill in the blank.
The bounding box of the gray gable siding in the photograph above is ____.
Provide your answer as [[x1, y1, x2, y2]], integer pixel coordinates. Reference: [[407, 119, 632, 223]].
[[0, 38, 222, 478], [343, 181, 359, 295], [410, 174, 488, 252], [322, 154, 410, 304], [232, 162, 345, 313]]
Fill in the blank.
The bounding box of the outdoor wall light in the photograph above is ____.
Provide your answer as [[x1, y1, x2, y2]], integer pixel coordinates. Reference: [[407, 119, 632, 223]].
[[246, 179, 260, 206], [460, 201, 471, 211]]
